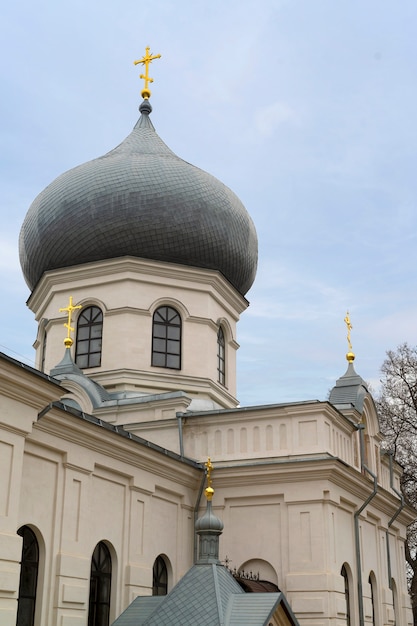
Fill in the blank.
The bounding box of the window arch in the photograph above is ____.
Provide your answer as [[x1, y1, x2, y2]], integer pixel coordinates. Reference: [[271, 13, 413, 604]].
[[391, 578, 398, 626], [217, 326, 226, 385], [88, 542, 112, 626], [152, 555, 168, 596], [16, 525, 39, 626], [341, 565, 351, 626], [152, 306, 181, 369], [75, 306, 103, 369], [368, 572, 377, 626], [36, 318, 50, 373]]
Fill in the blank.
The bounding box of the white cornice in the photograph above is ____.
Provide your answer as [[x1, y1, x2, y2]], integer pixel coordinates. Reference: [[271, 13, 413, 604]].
[[32, 405, 201, 489], [28, 257, 248, 318]]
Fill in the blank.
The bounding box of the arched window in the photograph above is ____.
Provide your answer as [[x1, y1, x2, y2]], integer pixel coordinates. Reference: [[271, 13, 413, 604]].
[[391, 578, 398, 626], [40, 326, 47, 373], [369, 573, 377, 626], [341, 565, 351, 626], [75, 306, 103, 369], [152, 555, 168, 596], [152, 306, 181, 369], [16, 525, 39, 626], [217, 327, 226, 385], [88, 542, 112, 626]]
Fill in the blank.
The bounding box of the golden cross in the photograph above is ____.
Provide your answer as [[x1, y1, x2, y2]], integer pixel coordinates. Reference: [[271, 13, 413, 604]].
[[134, 46, 161, 99], [59, 296, 81, 348], [205, 457, 213, 489], [344, 311, 353, 352], [204, 457, 214, 501]]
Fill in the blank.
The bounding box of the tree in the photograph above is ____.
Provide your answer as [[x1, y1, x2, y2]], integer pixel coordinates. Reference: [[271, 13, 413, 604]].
[[376, 343, 417, 623]]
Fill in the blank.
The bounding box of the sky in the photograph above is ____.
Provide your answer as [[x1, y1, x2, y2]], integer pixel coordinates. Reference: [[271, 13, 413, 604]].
[[1, 0, 417, 407]]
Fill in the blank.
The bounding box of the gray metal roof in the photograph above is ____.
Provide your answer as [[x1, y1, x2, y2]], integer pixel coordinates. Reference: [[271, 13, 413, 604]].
[[112, 596, 163, 625], [112, 564, 299, 626], [19, 99, 258, 295], [328, 360, 369, 412]]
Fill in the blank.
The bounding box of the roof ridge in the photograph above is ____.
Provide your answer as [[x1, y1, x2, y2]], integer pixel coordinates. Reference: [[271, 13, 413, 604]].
[[212, 563, 225, 625]]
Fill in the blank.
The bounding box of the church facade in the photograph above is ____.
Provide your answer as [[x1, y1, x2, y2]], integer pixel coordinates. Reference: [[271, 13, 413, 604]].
[[0, 67, 414, 625]]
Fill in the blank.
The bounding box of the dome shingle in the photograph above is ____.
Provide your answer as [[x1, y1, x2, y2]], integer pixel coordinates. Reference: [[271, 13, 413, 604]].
[[19, 101, 258, 295]]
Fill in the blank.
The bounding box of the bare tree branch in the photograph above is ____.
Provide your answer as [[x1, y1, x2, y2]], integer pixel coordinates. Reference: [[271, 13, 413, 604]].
[[377, 343, 417, 624]]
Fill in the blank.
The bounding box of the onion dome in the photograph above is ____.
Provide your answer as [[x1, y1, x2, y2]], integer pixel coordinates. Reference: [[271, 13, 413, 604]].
[[19, 99, 258, 295], [195, 459, 224, 564]]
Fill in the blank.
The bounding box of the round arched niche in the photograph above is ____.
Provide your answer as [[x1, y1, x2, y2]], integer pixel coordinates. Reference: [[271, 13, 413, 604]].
[[238, 558, 278, 585]]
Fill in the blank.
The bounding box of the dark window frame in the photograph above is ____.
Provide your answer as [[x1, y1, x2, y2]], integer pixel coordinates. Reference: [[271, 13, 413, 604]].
[[16, 525, 39, 626], [152, 555, 168, 596], [75, 306, 103, 369], [151, 306, 181, 370], [217, 326, 226, 385], [341, 565, 351, 626], [369, 573, 376, 626], [88, 541, 112, 626]]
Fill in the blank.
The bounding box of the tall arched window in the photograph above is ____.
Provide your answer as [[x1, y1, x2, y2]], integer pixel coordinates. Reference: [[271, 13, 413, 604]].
[[152, 555, 168, 596], [88, 542, 112, 626], [391, 578, 398, 626], [369, 573, 377, 626], [217, 326, 226, 385], [16, 525, 39, 626], [75, 306, 103, 369], [152, 306, 181, 369], [341, 565, 351, 626]]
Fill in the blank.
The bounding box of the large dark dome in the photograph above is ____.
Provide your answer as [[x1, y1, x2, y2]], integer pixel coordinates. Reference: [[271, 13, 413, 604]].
[[19, 100, 258, 295]]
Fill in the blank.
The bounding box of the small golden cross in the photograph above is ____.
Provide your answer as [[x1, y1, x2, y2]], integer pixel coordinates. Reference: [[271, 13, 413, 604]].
[[344, 311, 353, 352], [59, 296, 81, 348], [205, 457, 213, 489], [134, 46, 161, 99], [204, 457, 214, 501]]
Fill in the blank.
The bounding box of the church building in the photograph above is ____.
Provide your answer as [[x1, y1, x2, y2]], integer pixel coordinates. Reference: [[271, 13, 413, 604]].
[[0, 50, 414, 625]]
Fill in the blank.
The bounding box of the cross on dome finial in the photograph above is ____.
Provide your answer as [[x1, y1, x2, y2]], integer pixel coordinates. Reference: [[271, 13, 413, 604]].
[[205, 457, 214, 501], [344, 311, 355, 363], [59, 296, 81, 348], [134, 46, 161, 100]]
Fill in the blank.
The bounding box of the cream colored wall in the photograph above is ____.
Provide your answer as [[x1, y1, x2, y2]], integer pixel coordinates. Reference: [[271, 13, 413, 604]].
[[213, 462, 413, 626], [1, 355, 414, 625], [18, 407, 199, 626], [0, 358, 65, 626], [126, 402, 360, 471], [29, 257, 247, 408]]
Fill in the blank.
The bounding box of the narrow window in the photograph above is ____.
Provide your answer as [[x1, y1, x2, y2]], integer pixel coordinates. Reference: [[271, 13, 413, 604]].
[[152, 306, 181, 369], [16, 526, 39, 626], [391, 578, 398, 626], [75, 306, 103, 369], [341, 565, 351, 626], [40, 326, 47, 373], [152, 555, 168, 596], [369, 574, 376, 626], [217, 327, 225, 385], [88, 542, 112, 626]]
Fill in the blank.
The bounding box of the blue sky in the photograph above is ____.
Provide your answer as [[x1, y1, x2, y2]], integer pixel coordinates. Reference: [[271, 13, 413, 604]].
[[2, 1, 417, 406]]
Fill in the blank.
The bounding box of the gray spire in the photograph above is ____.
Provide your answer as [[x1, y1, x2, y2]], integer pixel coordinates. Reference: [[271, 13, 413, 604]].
[[50, 348, 83, 377], [195, 498, 224, 564], [329, 361, 369, 412]]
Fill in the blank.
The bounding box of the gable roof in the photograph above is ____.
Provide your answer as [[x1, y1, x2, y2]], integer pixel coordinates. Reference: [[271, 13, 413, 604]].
[[112, 563, 299, 626]]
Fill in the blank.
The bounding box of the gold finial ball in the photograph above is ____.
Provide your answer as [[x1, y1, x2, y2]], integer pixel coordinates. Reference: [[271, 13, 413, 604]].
[[205, 486, 214, 501], [64, 337, 73, 348], [141, 88, 151, 99], [346, 351, 355, 363]]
